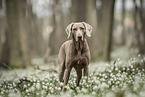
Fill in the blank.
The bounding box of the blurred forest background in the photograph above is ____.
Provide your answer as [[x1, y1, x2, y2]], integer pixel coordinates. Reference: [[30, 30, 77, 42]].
[[0, 0, 145, 68]]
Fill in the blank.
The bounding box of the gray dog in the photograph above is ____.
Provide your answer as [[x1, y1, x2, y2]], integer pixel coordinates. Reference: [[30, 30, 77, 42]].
[[58, 22, 92, 87]]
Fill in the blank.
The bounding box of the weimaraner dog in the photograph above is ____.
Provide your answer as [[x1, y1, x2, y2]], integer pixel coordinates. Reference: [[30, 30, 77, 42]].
[[58, 22, 92, 87]]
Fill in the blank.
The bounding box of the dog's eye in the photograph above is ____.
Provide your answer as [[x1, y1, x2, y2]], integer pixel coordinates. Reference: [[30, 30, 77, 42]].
[[80, 27, 84, 30], [73, 28, 77, 31]]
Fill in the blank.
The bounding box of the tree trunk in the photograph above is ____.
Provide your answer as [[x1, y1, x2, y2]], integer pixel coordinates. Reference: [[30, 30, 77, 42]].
[[133, 0, 141, 51], [44, 0, 66, 61], [71, 0, 87, 21], [1, 0, 31, 68], [121, 0, 126, 45], [0, 0, 6, 60], [133, 0, 145, 54], [26, 2, 44, 58], [139, 0, 145, 54], [48, 0, 58, 55], [86, 0, 97, 61], [96, 0, 116, 61], [105, 0, 115, 61]]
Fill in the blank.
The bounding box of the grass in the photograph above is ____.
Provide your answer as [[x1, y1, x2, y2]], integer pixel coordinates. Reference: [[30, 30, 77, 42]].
[[0, 55, 145, 97]]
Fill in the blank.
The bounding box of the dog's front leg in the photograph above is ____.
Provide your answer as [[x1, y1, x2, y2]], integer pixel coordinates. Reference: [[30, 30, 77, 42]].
[[64, 68, 72, 85], [58, 63, 65, 82], [83, 67, 89, 77], [76, 69, 82, 86]]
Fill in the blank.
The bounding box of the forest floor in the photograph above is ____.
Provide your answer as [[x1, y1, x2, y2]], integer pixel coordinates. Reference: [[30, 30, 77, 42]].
[[0, 46, 145, 97], [0, 46, 138, 82]]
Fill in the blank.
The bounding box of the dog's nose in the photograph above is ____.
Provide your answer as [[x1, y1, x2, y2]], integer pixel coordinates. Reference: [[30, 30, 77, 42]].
[[78, 36, 82, 39]]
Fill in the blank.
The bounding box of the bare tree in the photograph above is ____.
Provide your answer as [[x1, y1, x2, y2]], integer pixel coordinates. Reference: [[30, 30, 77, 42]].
[[96, 0, 116, 61], [26, 2, 44, 58], [71, 0, 87, 21], [1, 0, 31, 68], [44, 0, 67, 62], [121, 0, 126, 45], [0, 0, 6, 59], [133, 0, 145, 54], [48, 0, 58, 55]]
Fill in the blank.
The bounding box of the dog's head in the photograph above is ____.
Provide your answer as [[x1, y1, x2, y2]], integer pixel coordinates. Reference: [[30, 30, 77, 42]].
[[65, 22, 92, 41]]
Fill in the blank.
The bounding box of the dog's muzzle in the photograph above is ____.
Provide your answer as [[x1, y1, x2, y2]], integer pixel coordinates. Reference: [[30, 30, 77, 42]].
[[78, 36, 82, 41]]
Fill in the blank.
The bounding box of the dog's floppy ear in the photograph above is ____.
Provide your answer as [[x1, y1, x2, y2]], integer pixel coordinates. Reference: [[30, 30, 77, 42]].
[[65, 23, 74, 38], [82, 22, 92, 37]]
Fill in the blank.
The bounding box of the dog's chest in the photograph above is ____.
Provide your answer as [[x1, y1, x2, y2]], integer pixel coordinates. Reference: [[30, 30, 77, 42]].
[[71, 55, 87, 69], [68, 41, 88, 69]]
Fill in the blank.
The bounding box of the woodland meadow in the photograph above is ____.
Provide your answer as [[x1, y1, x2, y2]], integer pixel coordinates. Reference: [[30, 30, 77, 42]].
[[0, 0, 145, 97]]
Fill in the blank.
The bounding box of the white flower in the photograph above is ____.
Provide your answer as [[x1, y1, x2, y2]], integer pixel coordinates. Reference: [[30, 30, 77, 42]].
[[82, 88, 87, 93], [115, 68, 118, 71], [93, 76, 97, 80], [23, 85, 27, 88], [99, 73, 102, 76], [93, 85, 98, 90], [110, 73, 113, 76], [27, 84, 30, 86], [42, 82, 45, 85], [43, 86, 47, 89], [106, 64, 109, 66], [1, 91, 4, 94], [84, 76, 87, 79], [50, 88, 54, 93], [109, 70, 112, 73], [102, 74, 105, 76], [132, 69, 135, 71], [102, 82, 107, 88], [119, 83, 122, 87], [108, 81, 111, 84], [127, 68, 130, 71], [36, 83, 40, 89], [92, 91, 96, 95], [49, 87, 52, 90], [112, 85, 114, 88], [116, 81, 120, 84], [25, 89, 28, 92], [101, 78, 105, 81], [57, 87, 61, 90], [76, 87, 79, 90], [50, 83, 52, 86]]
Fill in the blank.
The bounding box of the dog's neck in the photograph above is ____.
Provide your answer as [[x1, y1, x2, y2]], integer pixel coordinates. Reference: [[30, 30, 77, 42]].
[[73, 39, 84, 56]]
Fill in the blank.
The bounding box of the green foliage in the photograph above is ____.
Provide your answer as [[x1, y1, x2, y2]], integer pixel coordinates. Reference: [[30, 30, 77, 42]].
[[0, 57, 145, 97]]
